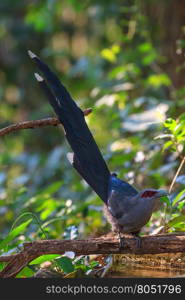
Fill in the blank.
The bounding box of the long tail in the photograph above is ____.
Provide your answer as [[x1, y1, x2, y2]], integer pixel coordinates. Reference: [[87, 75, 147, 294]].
[[28, 50, 110, 203]]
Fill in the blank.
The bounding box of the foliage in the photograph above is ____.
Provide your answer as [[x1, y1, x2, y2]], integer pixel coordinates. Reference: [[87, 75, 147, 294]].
[[0, 0, 185, 277], [154, 114, 185, 232]]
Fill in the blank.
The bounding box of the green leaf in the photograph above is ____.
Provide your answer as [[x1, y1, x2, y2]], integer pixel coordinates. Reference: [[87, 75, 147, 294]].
[[38, 199, 57, 220], [108, 65, 126, 79], [0, 263, 5, 271], [168, 215, 185, 227], [172, 189, 185, 206], [101, 48, 116, 63], [147, 74, 171, 88], [101, 45, 120, 63], [39, 181, 62, 196], [164, 118, 177, 132], [16, 266, 34, 278], [30, 254, 60, 265], [177, 199, 185, 210], [0, 219, 32, 250], [56, 257, 74, 273], [179, 113, 185, 122], [160, 196, 171, 206], [138, 42, 152, 53], [162, 140, 174, 151]]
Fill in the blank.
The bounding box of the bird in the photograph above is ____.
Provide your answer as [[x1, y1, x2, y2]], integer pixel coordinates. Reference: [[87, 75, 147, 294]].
[[28, 50, 168, 246]]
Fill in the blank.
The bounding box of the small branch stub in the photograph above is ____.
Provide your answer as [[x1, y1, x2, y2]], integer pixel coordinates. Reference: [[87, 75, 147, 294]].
[[0, 108, 92, 137]]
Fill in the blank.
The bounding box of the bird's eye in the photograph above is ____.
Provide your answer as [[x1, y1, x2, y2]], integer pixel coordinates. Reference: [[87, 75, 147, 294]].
[[141, 191, 157, 198]]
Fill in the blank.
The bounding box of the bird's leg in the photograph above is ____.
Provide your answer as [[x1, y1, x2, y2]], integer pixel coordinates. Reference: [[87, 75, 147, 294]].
[[132, 231, 142, 249], [118, 231, 125, 249], [118, 232, 142, 249]]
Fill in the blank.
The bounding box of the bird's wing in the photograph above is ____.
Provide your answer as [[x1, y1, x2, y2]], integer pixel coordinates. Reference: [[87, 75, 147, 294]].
[[107, 175, 138, 218]]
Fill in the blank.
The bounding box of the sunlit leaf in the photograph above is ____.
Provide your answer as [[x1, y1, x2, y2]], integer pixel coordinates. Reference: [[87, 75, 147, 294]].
[[16, 266, 34, 278], [101, 49, 116, 63], [162, 140, 174, 151], [30, 254, 60, 265], [164, 118, 177, 131], [172, 189, 185, 206], [168, 215, 185, 227], [147, 74, 171, 88], [0, 219, 32, 250]]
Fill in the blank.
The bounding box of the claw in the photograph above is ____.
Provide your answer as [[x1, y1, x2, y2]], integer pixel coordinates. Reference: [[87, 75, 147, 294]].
[[119, 237, 125, 248], [134, 235, 142, 249], [132, 231, 142, 249], [118, 232, 123, 249], [118, 232, 142, 249]]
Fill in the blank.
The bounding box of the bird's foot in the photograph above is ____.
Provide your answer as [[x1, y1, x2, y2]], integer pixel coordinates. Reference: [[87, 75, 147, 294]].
[[117, 232, 142, 250], [133, 235, 142, 249], [118, 232, 125, 249], [119, 237, 125, 249], [132, 231, 142, 249]]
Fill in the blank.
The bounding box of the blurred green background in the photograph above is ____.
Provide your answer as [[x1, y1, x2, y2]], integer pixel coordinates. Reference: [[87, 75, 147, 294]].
[[0, 0, 185, 252]]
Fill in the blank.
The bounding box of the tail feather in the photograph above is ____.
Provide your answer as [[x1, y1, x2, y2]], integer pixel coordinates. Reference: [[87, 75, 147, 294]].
[[34, 73, 62, 113], [67, 152, 106, 196], [29, 51, 110, 203]]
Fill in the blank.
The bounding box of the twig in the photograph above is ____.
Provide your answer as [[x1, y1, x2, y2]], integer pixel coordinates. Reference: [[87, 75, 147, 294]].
[[169, 156, 185, 193], [0, 108, 92, 137], [0, 234, 185, 278], [0, 254, 18, 262]]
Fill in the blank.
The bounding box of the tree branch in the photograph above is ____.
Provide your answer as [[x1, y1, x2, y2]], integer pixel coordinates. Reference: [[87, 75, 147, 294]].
[[0, 234, 185, 278], [0, 108, 92, 137]]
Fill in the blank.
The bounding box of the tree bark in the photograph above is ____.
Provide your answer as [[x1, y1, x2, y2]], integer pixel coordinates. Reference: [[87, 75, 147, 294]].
[[143, 0, 185, 89], [0, 234, 185, 278]]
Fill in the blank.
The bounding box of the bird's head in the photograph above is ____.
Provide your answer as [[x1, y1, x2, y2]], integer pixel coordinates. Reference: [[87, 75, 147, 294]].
[[131, 188, 168, 213], [137, 188, 168, 201]]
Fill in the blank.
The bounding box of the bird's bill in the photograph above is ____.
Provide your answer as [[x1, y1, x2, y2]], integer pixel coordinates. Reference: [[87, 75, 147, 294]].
[[156, 189, 169, 197]]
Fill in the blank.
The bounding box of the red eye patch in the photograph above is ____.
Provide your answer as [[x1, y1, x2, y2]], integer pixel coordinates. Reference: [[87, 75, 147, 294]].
[[141, 191, 157, 198]]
